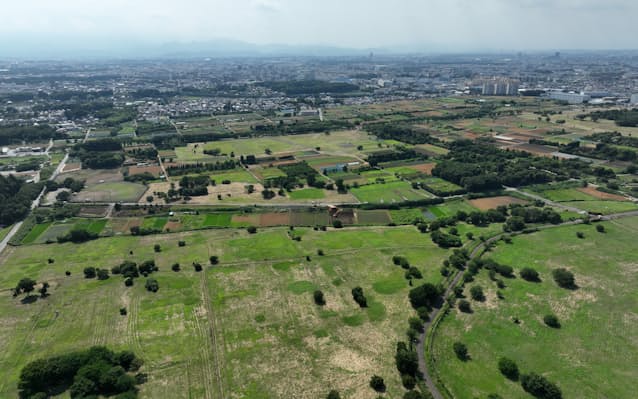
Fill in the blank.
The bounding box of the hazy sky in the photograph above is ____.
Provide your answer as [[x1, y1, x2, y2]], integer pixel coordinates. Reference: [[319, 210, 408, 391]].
[[3, 0, 638, 53]]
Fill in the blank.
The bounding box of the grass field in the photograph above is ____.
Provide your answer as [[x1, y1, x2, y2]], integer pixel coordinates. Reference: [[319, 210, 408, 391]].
[[0, 226, 450, 398], [389, 208, 425, 224], [350, 181, 433, 204], [75, 181, 148, 203], [21, 222, 51, 244], [427, 200, 478, 219], [561, 200, 638, 214], [0, 224, 14, 242], [431, 218, 638, 399], [209, 169, 258, 184], [536, 188, 596, 202], [288, 188, 325, 200]]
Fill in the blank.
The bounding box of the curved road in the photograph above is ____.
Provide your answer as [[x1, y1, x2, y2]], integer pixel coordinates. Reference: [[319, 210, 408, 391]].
[[415, 213, 638, 399]]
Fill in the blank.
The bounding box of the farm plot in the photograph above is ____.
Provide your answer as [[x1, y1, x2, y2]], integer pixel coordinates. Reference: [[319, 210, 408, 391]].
[[356, 210, 393, 225], [74, 181, 148, 203], [350, 181, 433, 204], [468, 195, 528, 211], [288, 188, 325, 200], [561, 200, 638, 215], [432, 219, 638, 399]]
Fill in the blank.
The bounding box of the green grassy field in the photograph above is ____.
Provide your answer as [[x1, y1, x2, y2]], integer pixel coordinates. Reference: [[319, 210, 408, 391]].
[[75, 181, 148, 203], [0, 224, 14, 242], [288, 188, 325, 200], [350, 181, 433, 204], [536, 188, 595, 202], [427, 200, 478, 219], [20, 223, 51, 244], [562, 200, 638, 214], [209, 169, 258, 184], [389, 208, 425, 224], [431, 218, 638, 399], [0, 226, 450, 398]]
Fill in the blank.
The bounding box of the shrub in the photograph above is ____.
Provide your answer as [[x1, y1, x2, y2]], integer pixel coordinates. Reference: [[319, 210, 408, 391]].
[[409, 283, 441, 309], [193, 262, 203, 272], [498, 357, 519, 380], [332, 220, 343, 228], [178, 240, 186, 247], [96, 269, 109, 280], [520, 372, 562, 399], [313, 290, 326, 306], [65, 271, 71, 276], [458, 299, 472, 313], [453, 341, 468, 361], [83, 267, 96, 279], [352, 287, 367, 307], [145, 278, 159, 292], [543, 314, 561, 328], [595, 224, 605, 233], [401, 374, 416, 389], [520, 267, 540, 282], [552, 268, 575, 289], [326, 390, 341, 399], [154, 244, 161, 252], [124, 278, 133, 287], [209, 256, 219, 265], [369, 375, 386, 392], [405, 266, 422, 279], [317, 249, 324, 256], [395, 343, 418, 375], [119, 307, 127, 316], [247, 226, 257, 234], [470, 285, 485, 301], [576, 231, 585, 239], [171, 263, 180, 272], [408, 317, 424, 333], [416, 307, 430, 321]]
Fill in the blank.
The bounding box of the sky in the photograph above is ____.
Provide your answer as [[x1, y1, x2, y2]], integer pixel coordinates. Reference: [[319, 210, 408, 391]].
[[2, 0, 637, 56]]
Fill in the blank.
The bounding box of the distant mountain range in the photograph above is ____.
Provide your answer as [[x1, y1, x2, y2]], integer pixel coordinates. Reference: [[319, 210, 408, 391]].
[[0, 37, 387, 60]]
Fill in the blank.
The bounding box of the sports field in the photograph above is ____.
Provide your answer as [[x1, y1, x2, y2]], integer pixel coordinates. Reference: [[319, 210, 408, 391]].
[[431, 217, 638, 399], [0, 226, 450, 398]]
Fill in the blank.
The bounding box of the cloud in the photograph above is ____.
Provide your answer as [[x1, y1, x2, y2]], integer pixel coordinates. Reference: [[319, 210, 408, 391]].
[[252, 0, 281, 13]]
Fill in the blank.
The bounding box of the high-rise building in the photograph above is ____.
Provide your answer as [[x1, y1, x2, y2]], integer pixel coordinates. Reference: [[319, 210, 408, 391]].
[[481, 79, 519, 96]]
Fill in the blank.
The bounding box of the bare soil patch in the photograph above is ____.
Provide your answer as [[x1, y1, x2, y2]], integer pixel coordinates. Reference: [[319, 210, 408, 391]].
[[469, 195, 528, 211], [408, 162, 436, 175], [578, 186, 628, 201], [128, 164, 163, 177], [259, 212, 291, 226]]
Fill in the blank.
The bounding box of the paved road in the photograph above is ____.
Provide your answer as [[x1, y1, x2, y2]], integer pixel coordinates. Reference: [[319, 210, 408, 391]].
[[0, 153, 68, 256]]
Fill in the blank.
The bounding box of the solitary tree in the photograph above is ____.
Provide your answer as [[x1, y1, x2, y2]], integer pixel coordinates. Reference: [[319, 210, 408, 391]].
[[521, 372, 562, 399], [326, 390, 341, 399], [552, 268, 576, 289], [14, 278, 37, 296], [369, 375, 386, 392], [544, 314, 561, 328], [313, 290, 326, 306], [458, 299, 472, 313], [453, 341, 469, 361], [520, 267, 540, 282]]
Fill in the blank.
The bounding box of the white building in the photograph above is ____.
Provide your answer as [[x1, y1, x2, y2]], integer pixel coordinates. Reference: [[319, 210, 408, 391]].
[[546, 91, 591, 104]]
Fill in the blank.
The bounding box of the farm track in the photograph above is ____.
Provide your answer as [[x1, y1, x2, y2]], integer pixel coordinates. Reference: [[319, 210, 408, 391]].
[[199, 272, 225, 399]]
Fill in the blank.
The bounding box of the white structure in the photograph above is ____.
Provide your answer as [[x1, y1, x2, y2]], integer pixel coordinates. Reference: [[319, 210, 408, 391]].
[[482, 79, 519, 96], [546, 91, 591, 104], [631, 94, 638, 104]]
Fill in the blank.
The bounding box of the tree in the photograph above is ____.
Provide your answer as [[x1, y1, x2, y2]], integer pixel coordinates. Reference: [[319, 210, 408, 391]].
[[458, 299, 472, 313], [96, 269, 109, 280], [326, 390, 341, 399], [313, 290, 326, 306], [247, 226, 257, 234], [498, 357, 519, 380], [595, 224, 605, 233], [154, 244, 161, 253], [409, 283, 440, 309], [38, 282, 49, 297], [56, 191, 71, 202], [543, 314, 561, 328], [332, 220, 343, 228], [453, 341, 468, 361], [171, 263, 180, 272], [84, 267, 96, 279], [552, 268, 576, 289], [470, 285, 485, 301], [145, 278, 159, 292], [369, 375, 386, 392], [401, 374, 416, 389], [520, 372, 562, 399], [576, 231, 585, 239], [395, 344, 418, 375], [209, 256, 219, 265], [352, 287, 367, 307], [193, 262, 203, 272], [408, 317, 424, 333], [520, 267, 540, 282], [14, 278, 37, 295], [178, 240, 186, 247]]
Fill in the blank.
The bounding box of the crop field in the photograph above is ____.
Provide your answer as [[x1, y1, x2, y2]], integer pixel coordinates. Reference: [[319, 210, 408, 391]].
[[420, 177, 464, 195], [141, 217, 168, 231], [20, 222, 51, 244], [535, 188, 597, 202], [427, 200, 478, 218], [358, 169, 400, 184], [356, 210, 393, 224], [389, 208, 426, 224], [0, 226, 452, 398], [431, 218, 638, 399], [350, 181, 433, 204]]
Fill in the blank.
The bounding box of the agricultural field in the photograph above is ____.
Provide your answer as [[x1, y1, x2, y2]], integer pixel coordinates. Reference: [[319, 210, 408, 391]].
[[431, 218, 638, 399], [560, 200, 638, 215], [0, 226, 450, 398], [350, 181, 434, 204], [468, 196, 528, 211]]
